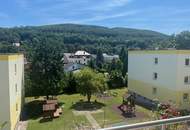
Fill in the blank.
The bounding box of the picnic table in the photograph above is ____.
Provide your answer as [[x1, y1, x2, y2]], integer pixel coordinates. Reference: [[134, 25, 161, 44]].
[[43, 99, 63, 118], [43, 103, 56, 111]]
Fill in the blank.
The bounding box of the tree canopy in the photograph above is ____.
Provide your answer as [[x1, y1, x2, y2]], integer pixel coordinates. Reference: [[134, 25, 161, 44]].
[[75, 68, 107, 102], [29, 38, 64, 98], [0, 24, 171, 56]]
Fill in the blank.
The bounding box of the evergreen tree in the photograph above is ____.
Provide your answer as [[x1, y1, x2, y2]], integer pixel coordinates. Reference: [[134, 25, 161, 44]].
[[29, 38, 64, 98], [96, 49, 104, 69], [65, 72, 77, 93], [109, 58, 123, 73], [119, 47, 128, 76], [88, 58, 96, 69]]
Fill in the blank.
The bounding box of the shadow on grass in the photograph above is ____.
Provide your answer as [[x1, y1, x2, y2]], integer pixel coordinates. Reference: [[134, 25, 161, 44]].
[[39, 118, 53, 123], [25, 100, 65, 120], [25, 100, 44, 120], [70, 100, 106, 111]]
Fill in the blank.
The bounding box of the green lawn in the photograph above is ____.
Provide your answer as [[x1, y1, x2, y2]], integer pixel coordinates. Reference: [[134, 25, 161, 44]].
[[26, 94, 91, 130], [91, 89, 154, 127], [26, 88, 153, 130]]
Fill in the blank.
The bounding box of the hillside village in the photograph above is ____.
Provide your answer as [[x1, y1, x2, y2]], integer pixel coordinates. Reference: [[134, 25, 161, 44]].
[[2, 45, 190, 130], [1, 0, 190, 129]]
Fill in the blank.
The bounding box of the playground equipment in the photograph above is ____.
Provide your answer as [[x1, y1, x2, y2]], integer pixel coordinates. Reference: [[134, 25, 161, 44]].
[[119, 93, 136, 116]]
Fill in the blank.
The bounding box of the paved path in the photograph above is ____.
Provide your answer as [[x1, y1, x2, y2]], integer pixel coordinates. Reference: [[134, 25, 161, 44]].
[[73, 110, 102, 129], [85, 112, 101, 129]]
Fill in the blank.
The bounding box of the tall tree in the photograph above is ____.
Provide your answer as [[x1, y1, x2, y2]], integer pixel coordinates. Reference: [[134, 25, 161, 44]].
[[96, 49, 104, 69], [119, 47, 128, 76], [109, 58, 123, 72], [75, 68, 107, 102], [64, 72, 77, 93], [88, 58, 96, 69], [108, 70, 124, 88], [29, 38, 64, 98], [119, 47, 126, 62], [175, 31, 190, 49]]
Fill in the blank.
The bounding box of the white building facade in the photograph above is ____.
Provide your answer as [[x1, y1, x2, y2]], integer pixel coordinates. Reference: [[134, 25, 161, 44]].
[[128, 50, 190, 109], [0, 54, 24, 130], [64, 50, 91, 65]]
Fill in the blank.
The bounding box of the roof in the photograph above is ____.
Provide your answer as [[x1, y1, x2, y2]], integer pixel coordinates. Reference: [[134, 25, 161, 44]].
[[103, 53, 119, 58], [75, 50, 90, 56], [0, 54, 24, 61], [129, 50, 190, 54]]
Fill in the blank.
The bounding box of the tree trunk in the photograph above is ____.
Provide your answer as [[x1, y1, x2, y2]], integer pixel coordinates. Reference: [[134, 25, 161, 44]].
[[87, 94, 91, 102], [46, 95, 49, 100]]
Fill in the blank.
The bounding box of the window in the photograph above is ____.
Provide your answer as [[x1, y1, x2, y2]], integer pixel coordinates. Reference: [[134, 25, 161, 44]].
[[183, 93, 189, 101], [15, 84, 17, 93], [14, 64, 17, 75], [152, 87, 157, 95], [184, 76, 190, 84], [154, 58, 158, 64], [185, 58, 190, 66], [153, 72, 158, 80]]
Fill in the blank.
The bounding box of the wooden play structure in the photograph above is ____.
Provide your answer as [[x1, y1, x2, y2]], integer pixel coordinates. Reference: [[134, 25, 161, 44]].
[[119, 93, 136, 116]]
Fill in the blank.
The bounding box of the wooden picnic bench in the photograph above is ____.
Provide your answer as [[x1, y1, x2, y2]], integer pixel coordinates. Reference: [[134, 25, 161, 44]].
[[43, 99, 63, 118]]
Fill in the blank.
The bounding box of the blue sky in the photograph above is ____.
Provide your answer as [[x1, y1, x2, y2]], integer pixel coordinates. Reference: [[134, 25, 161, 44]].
[[0, 0, 190, 34]]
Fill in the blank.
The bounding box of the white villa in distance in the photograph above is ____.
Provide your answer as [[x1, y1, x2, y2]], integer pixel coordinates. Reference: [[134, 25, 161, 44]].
[[64, 50, 91, 65], [12, 43, 20, 47], [103, 53, 119, 62], [128, 50, 190, 110]]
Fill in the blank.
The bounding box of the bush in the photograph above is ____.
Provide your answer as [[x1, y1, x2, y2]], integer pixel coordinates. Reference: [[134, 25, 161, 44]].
[[107, 70, 125, 89]]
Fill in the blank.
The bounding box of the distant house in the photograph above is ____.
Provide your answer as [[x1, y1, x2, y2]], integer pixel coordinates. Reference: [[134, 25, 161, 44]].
[[103, 53, 119, 62], [64, 50, 91, 65], [12, 43, 20, 47], [64, 63, 85, 73]]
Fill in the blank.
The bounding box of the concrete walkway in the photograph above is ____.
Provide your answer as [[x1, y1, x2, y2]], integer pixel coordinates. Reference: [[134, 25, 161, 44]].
[[85, 112, 101, 129], [73, 110, 102, 129]]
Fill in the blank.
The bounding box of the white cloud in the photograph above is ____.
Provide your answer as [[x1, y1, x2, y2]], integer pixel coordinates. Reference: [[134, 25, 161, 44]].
[[73, 10, 139, 23], [89, 0, 133, 11]]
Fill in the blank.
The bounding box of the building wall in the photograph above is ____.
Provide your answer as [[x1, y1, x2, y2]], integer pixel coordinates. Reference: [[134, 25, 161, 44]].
[[9, 55, 24, 130], [0, 59, 10, 130], [176, 54, 190, 90], [128, 50, 190, 109], [0, 54, 24, 130], [69, 57, 90, 65]]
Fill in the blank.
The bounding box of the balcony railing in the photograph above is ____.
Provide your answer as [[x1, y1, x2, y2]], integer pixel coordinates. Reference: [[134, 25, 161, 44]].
[[99, 115, 190, 130]]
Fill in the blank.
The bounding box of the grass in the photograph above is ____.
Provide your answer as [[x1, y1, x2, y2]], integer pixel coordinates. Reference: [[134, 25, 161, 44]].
[[26, 94, 91, 130], [91, 88, 154, 127], [26, 88, 154, 130]]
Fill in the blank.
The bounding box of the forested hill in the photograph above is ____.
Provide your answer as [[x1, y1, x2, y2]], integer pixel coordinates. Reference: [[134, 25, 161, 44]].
[[0, 24, 172, 54]]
